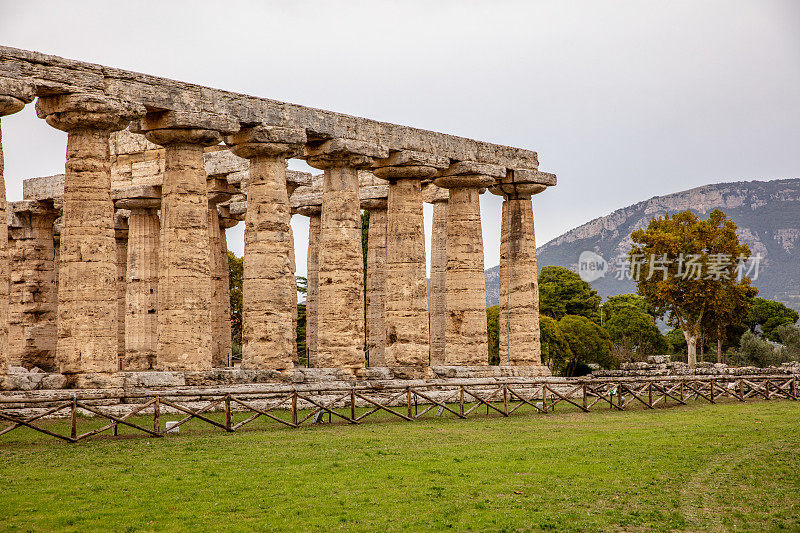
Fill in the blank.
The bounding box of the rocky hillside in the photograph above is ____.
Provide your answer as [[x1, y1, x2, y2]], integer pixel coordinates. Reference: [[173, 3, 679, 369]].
[[485, 178, 800, 311]]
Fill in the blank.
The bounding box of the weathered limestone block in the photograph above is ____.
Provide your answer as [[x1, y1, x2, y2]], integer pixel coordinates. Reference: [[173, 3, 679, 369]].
[[490, 181, 548, 366], [36, 93, 144, 374], [374, 155, 446, 367], [363, 199, 387, 367], [307, 139, 387, 369], [0, 78, 35, 372], [227, 125, 305, 370], [434, 171, 496, 366], [7, 202, 59, 371], [132, 111, 237, 372]]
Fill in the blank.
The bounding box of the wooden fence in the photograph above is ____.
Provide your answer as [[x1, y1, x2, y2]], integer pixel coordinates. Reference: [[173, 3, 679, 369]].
[[0, 375, 796, 444]]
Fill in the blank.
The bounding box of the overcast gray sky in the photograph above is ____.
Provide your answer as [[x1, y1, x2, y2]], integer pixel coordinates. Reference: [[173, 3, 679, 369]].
[[2, 0, 799, 277]]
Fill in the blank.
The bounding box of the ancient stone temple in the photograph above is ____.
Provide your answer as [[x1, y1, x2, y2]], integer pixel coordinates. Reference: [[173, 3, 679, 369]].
[[0, 46, 556, 388]]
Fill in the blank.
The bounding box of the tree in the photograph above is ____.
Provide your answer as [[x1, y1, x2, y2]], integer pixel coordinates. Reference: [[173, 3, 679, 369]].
[[539, 316, 572, 372], [486, 306, 499, 365], [557, 315, 614, 376], [665, 328, 687, 357], [602, 294, 656, 323], [228, 251, 243, 355], [604, 306, 668, 358], [702, 282, 756, 362], [744, 297, 799, 341], [629, 209, 756, 367], [539, 266, 602, 322]]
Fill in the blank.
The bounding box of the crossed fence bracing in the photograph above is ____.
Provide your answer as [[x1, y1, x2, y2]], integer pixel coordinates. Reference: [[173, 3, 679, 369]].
[[0, 375, 797, 444]]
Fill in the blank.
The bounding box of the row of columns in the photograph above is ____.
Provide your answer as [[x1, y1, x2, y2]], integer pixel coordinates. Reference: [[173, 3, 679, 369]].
[[0, 85, 549, 375]]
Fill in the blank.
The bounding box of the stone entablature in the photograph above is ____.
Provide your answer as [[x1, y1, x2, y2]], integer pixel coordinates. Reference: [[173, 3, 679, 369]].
[[0, 46, 543, 172]]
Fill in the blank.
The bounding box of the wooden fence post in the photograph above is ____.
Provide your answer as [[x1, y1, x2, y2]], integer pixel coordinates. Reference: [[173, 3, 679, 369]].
[[350, 388, 356, 420], [225, 394, 232, 432], [503, 384, 508, 415], [154, 395, 161, 433], [292, 392, 298, 426], [70, 395, 77, 441], [582, 382, 587, 410], [542, 385, 548, 413]]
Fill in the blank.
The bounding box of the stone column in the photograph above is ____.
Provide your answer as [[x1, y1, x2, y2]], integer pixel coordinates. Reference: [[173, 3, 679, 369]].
[[0, 80, 35, 371], [306, 139, 387, 369], [434, 162, 504, 366], [208, 205, 228, 368], [36, 94, 144, 374], [115, 211, 129, 367], [427, 194, 449, 366], [227, 125, 305, 370], [217, 215, 235, 368], [489, 172, 555, 366], [285, 175, 306, 366], [298, 205, 321, 367], [375, 152, 449, 367], [133, 111, 237, 371], [120, 201, 160, 371], [7, 202, 59, 370], [363, 199, 387, 367]]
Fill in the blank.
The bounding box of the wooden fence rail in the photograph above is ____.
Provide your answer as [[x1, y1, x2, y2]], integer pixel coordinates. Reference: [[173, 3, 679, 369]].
[[0, 375, 796, 444]]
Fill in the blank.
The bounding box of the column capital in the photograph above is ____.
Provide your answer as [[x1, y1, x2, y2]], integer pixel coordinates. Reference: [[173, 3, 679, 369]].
[[131, 110, 238, 147], [488, 170, 556, 199], [0, 77, 35, 116], [113, 185, 162, 210], [295, 204, 321, 217], [433, 160, 504, 189], [373, 150, 449, 180], [305, 138, 388, 170], [226, 124, 306, 159], [361, 198, 387, 211], [36, 93, 145, 133]]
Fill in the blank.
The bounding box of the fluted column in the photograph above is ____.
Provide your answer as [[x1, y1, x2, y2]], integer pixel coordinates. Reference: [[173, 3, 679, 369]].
[[428, 193, 449, 366], [133, 111, 237, 371], [8, 203, 59, 370], [375, 152, 448, 367], [216, 215, 234, 368], [285, 176, 305, 366], [122, 204, 160, 370], [0, 80, 35, 371], [227, 125, 305, 370], [307, 139, 387, 369], [363, 199, 387, 366], [490, 173, 555, 366], [299, 206, 321, 367], [434, 162, 503, 366], [115, 212, 129, 367], [208, 205, 229, 368], [36, 94, 143, 373]]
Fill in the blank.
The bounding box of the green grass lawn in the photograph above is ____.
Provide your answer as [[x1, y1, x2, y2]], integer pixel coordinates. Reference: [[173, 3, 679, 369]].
[[1, 400, 799, 532]]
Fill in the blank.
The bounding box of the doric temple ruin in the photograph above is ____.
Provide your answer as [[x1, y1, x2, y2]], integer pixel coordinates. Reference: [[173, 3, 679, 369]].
[[0, 46, 556, 389]]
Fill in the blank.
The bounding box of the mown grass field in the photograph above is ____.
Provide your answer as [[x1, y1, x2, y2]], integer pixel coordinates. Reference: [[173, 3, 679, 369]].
[[0, 400, 798, 532]]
